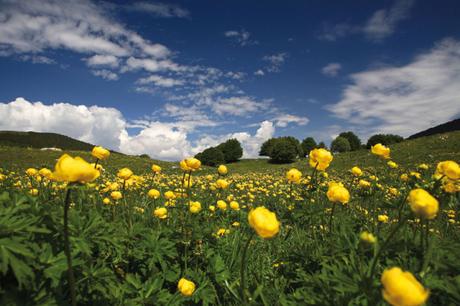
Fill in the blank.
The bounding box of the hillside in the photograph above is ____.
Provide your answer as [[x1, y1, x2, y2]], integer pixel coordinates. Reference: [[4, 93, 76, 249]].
[[408, 118, 460, 139], [0, 131, 97, 151], [1, 131, 459, 175]]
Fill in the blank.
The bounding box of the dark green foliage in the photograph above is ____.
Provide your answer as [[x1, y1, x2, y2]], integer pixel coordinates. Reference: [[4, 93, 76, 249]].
[[216, 138, 243, 163], [195, 147, 225, 166], [301, 137, 317, 157], [318, 141, 327, 149], [268, 138, 298, 163], [366, 134, 404, 148], [331, 136, 351, 153], [259, 138, 278, 156], [281, 136, 303, 157], [338, 131, 362, 151], [0, 131, 96, 151]]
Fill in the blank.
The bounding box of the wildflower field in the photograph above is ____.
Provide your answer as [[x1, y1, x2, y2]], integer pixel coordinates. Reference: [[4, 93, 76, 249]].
[[0, 132, 459, 306]]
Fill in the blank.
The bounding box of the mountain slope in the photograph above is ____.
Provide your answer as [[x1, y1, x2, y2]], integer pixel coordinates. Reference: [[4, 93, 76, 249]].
[[408, 118, 460, 139], [0, 131, 96, 151]]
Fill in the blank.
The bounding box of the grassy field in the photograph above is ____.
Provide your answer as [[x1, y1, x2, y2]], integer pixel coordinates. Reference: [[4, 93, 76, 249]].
[[2, 130, 459, 175]]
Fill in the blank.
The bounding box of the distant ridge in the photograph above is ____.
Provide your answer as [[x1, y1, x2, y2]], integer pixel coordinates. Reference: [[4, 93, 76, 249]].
[[408, 118, 460, 139], [0, 131, 96, 151]]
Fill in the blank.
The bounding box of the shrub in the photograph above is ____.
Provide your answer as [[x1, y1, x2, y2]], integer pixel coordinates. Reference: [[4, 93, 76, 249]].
[[195, 147, 225, 166], [269, 138, 298, 163], [301, 137, 317, 157], [366, 134, 404, 148], [338, 131, 361, 151], [331, 136, 351, 153], [259, 138, 278, 156], [217, 139, 243, 163]]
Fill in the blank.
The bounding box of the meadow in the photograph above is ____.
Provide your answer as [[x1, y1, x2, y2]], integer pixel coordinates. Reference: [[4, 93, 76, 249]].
[[0, 132, 459, 305]]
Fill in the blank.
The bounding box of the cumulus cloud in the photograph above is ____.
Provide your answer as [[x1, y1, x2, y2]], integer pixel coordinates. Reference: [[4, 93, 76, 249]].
[[212, 96, 268, 116], [91, 69, 119, 80], [327, 38, 460, 137], [19, 55, 56, 64], [224, 29, 257, 46], [322, 63, 342, 77], [254, 69, 265, 76], [137, 75, 184, 87], [273, 114, 309, 127], [318, 0, 414, 42], [85, 54, 119, 68]]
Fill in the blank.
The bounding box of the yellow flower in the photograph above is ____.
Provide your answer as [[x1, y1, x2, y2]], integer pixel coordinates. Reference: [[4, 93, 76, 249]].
[[177, 278, 195, 296], [351, 166, 362, 176], [117, 168, 133, 180], [407, 188, 439, 220], [418, 163, 429, 170], [52, 154, 100, 183], [91, 146, 110, 160], [209, 205, 216, 212], [110, 191, 122, 200], [218, 165, 228, 175], [359, 179, 371, 188], [381, 267, 429, 306], [436, 160, 460, 180], [371, 143, 390, 159], [400, 174, 409, 182], [442, 179, 460, 193], [309, 148, 333, 171], [216, 179, 229, 189], [154, 207, 168, 219], [410, 172, 421, 179], [387, 161, 398, 169], [216, 228, 230, 237], [230, 201, 240, 210], [360, 231, 377, 244], [217, 200, 227, 210], [378, 214, 389, 223], [29, 188, 38, 196], [164, 191, 175, 200], [180, 158, 201, 171], [103, 197, 111, 205], [327, 182, 350, 204], [147, 189, 160, 199], [189, 201, 202, 213], [26, 168, 38, 176], [286, 168, 302, 183], [151, 164, 162, 174], [248, 206, 280, 239], [232, 221, 240, 227]]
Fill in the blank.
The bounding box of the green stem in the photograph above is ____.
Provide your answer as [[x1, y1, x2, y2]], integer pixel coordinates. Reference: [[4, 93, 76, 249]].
[[329, 202, 337, 234], [94, 158, 99, 169], [240, 232, 255, 303], [63, 188, 77, 306]]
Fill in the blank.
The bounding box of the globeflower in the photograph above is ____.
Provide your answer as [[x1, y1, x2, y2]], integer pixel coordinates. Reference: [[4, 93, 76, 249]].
[[230, 201, 240, 210], [216, 179, 229, 189], [26, 168, 38, 176], [151, 164, 162, 174], [381, 267, 429, 306], [180, 158, 201, 171], [147, 189, 160, 199], [360, 231, 377, 244], [39, 168, 52, 179], [52, 154, 100, 183], [371, 143, 390, 159], [378, 214, 389, 223], [189, 201, 202, 213], [177, 278, 195, 296], [309, 148, 333, 171], [407, 188, 439, 219], [327, 182, 350, 204], [164, 191, 175, 200], [91, 146, 110, 160], [387, 161, 398, 169], [117, 168, 133, 180], [110, 191, 122, 200], [286, 168, 302, 183], [359, 179, 371, 188], [218, 165, 228, 175], [217, 200, 227, 210], [154, 207, 168, 219], [351, 166, 362, 176], [435, 160, 460, 180], [248, 207, 280, 238]]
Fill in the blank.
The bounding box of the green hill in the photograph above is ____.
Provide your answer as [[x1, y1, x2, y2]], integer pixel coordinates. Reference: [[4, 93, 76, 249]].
[[0, 131, 459, 175], [0, 131, 96, 151]]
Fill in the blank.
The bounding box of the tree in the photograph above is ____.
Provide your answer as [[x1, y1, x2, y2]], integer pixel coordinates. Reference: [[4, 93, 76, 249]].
[[217, 138, 243, 163], [281, 136, 303, 157], [366, 134, 404, 148], [195, 147, 225, 166], [269, 138, 298, 163], [331, 136, 351, 153], [318, 141, 327, 149], [259, 138, 277, 156], [338, 131, 361, 151], [301, 137, 316, 157]]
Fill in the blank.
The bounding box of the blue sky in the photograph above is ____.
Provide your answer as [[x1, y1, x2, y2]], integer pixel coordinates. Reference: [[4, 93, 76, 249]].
[[0, 0, 459, 160]]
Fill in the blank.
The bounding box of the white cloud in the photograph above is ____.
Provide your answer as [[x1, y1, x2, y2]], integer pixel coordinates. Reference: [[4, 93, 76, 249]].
[[364, 0, 415, 41], [318, 0, 414, 42], [254, 69, 265, 76], [91, 69, 119, 80], [273, 114, 309, 127], [224, 29, 257, 46], [212, 96, 268, 116], [85, 54, 119, 68], [262, 53, 288, 72], [123, 57, 184, 73], [127, 2, 190, 18], [327, 38, 460, 137], [321, 63, 342, 77], [0, 97, 125, 149], [137, 75, 184, 87], [19, 54, 56, 64]]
